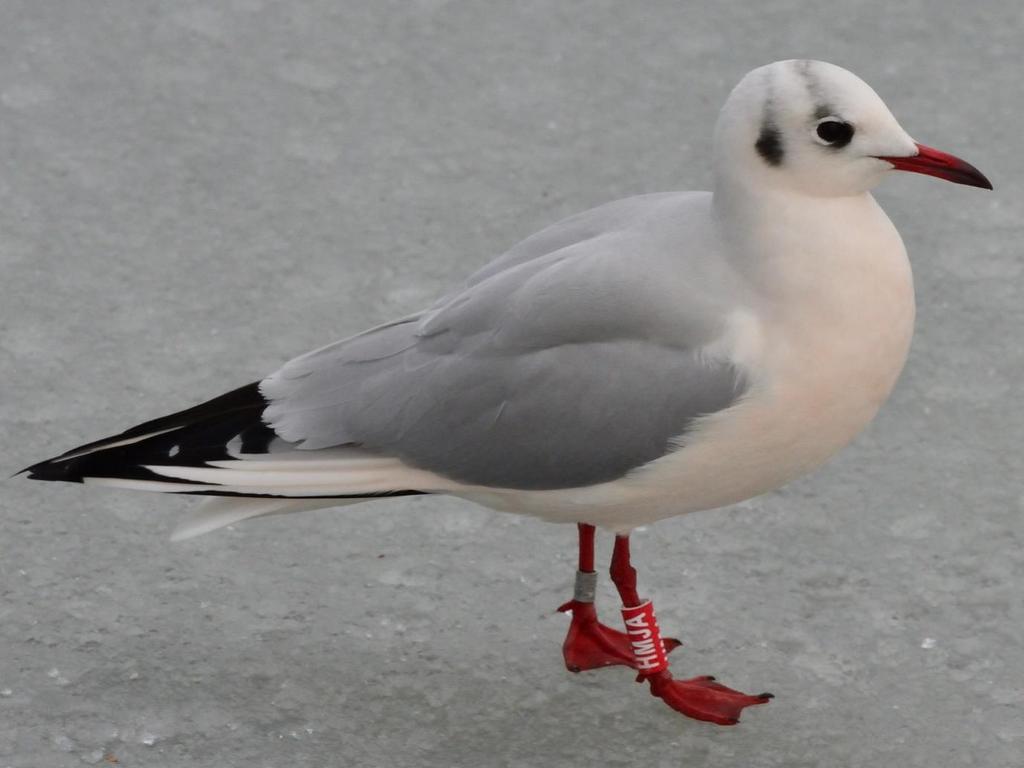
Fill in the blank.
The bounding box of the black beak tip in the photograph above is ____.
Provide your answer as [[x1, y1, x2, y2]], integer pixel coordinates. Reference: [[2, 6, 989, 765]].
[[961, 162, 994, 190]]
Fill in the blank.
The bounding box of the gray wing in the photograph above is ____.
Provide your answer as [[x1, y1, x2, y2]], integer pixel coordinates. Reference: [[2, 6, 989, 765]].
[[261, 192, 748, 490]]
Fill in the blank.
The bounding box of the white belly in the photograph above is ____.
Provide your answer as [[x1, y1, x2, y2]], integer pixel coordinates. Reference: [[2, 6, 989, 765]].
[[628, 273, 916, 523]]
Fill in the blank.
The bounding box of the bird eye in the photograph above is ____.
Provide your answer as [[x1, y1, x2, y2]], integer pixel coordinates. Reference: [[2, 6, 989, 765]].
[[815, 119, 854, 148]]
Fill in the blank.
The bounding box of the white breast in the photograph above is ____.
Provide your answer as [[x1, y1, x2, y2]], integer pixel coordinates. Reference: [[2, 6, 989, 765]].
[[630, 193, 915, 525]]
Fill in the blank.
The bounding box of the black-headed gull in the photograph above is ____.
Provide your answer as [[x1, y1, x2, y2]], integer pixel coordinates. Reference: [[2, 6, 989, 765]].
[[24, 60, 991, 725]]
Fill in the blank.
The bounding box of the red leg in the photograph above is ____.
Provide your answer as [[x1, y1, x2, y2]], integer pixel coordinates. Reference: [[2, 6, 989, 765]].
[[558, 524, 679, 672], [609, 534, 772, 726]]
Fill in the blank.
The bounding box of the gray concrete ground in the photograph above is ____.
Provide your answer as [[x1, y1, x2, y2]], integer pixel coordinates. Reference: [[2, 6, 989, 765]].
[[2, 2, 1022, 766]]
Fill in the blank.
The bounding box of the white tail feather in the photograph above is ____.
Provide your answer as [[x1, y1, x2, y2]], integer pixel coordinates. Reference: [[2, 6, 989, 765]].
[[170, 497, 360, 541], [140, 456, 449, 497], [83, 477, 222, 493]]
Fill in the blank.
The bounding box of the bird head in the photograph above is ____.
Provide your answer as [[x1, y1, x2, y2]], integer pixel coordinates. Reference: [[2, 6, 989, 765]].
[[713, 59, 991, 198]]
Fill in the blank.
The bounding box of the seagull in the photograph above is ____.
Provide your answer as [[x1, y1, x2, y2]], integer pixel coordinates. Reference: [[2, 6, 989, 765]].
[[22, 60, 991, 726]]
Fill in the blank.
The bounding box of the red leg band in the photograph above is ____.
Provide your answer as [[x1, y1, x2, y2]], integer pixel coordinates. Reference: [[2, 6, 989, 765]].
[[577, 523, 596, 573], [620, 600, 670, 675]]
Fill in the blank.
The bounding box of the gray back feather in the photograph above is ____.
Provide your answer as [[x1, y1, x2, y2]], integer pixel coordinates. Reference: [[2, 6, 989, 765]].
[[261, 192, 750, 490]]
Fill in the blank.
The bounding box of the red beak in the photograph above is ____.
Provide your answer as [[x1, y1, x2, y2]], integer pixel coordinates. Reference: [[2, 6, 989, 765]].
[[877, 143, 992, 190]]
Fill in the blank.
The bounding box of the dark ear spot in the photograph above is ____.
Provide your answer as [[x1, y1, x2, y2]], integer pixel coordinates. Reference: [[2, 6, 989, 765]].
[[755, 121, 784, 166]]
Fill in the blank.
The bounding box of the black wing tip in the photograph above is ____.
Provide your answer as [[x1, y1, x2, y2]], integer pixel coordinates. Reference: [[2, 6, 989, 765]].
[[16, 381, 270, 486], [17, 457, 86, 483]]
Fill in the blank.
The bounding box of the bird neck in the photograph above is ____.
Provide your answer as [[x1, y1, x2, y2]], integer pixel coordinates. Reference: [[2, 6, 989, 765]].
[[710, 180, 890, 290]]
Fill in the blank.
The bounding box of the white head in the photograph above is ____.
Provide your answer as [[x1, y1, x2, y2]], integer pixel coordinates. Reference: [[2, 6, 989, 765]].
[[713, 60, 991, 198]]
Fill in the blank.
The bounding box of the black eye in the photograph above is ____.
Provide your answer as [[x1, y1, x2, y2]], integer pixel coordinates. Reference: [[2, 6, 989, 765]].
[[816, 120, 854, 148]]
